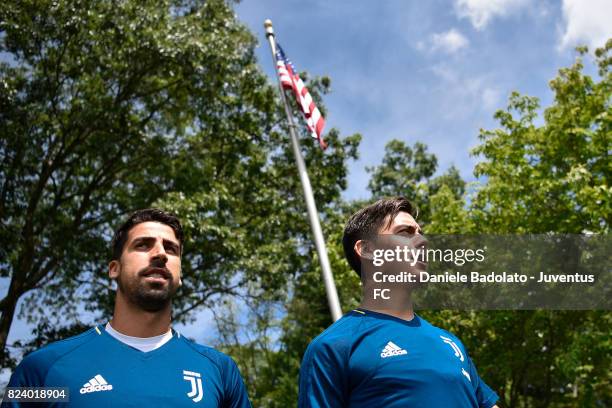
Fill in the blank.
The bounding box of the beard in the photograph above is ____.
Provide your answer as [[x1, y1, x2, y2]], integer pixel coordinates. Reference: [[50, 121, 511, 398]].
[[116, 263, 179, 312]]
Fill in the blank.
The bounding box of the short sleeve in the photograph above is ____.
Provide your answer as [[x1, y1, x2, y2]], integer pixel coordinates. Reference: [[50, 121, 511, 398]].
[[298, 338, 349, 408], [222, 356, 252, 408], [466, 354, 499, 408], [1, 353, 48, 408]]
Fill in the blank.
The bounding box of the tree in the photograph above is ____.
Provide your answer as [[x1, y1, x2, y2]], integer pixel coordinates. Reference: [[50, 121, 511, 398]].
[[459, 41, 611, 407], [0, 0, 360, 368], [426, 42, 610, 408], [231, 41, 611, 407], [227, 137, 466, 406], [367, 140, 437, 198], [221, 201, 363, 408], [470, 44, 610, 234], [367, 139, 465, 224]]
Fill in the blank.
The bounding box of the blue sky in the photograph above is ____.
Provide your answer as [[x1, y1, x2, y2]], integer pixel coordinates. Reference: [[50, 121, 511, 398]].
[[236, 0, 611, 200], [2, 0, 611, 381]]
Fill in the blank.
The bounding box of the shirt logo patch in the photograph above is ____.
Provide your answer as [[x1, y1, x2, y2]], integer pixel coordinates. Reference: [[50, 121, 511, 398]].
[[80, 374, 113, 394], [380, 341, 408, 358], [183, 370, 203, 402], [440, 335, 465, 362]]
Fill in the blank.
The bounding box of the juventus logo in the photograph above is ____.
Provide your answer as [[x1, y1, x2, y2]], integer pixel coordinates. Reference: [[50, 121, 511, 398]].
[[183, 370, 203, 403], [440, 335, 464, 362]]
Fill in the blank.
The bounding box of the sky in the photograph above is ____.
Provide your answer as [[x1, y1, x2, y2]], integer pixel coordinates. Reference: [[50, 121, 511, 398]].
[[236, 0, 612, 200], [2, 0, 611, 381]]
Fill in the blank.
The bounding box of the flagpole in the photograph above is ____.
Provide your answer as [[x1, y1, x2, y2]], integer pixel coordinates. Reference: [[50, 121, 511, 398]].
[[264, 19, 342, 322]]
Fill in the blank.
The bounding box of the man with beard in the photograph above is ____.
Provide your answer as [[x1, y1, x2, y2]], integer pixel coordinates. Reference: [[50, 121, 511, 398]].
[[2, 209, 251, 407]]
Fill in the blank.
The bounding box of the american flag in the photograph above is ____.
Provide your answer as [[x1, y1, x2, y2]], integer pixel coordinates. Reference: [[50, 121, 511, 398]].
[[275, 44, 327, 149]]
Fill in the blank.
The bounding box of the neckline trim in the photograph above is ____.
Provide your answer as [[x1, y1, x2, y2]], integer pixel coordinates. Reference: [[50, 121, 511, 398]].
[[353, 308, 421, 326]]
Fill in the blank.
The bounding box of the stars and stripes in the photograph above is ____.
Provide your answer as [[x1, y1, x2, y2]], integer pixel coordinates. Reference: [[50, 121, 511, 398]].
[[275, 44, 327, 149]]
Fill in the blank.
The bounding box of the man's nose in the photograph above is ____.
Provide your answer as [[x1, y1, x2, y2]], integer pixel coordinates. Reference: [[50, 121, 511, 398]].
[[150, 240, 168, 263]]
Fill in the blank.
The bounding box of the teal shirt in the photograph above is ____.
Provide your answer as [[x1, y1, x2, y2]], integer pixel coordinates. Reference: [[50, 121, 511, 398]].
[[2, 325, 251, 407], [299, 309, 498, 408]]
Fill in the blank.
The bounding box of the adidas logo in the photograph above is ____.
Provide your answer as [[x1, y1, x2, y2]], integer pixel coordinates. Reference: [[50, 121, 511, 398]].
[[380, 341, 408, 358], [79, 374, 113, 394]]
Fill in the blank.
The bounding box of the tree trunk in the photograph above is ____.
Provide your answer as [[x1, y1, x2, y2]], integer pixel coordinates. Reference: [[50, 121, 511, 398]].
[[0, 277, 24, 365]]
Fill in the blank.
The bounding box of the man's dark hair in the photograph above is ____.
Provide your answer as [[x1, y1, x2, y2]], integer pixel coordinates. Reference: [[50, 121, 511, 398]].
[[342, 197, 416, 276], [111, 208, 184, 261]]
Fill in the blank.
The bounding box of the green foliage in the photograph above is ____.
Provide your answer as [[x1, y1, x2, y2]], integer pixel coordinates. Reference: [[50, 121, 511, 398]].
[[215, 201, 364, 407], [460, 42, 611, 408], [471, 42, 610, 234], [366, 140, 466, 223], [367, 140, 437, 198], [1, 1, 609, 406], [428, 184, 473, 233], [0, 0, 360, 368], [236, 42, 611, 407]]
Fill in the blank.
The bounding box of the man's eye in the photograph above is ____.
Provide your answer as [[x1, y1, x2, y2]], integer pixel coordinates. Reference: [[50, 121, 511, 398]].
[[166, 246, 178, 255], [135, 242, 148, 249]]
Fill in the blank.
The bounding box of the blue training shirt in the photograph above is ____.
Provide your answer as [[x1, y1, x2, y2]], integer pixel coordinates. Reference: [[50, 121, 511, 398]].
[[298, 309, 498, 408], [2, 325, 251, 407]]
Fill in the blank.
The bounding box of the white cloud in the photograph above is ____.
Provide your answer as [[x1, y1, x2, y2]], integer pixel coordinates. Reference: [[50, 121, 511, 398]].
[[430, 64, 502, 118], [559, 0, 612, 50], [455, 0, 530, 30], [431, 63, 458, 82], [431, 29, 469, 53], [481, 87, 502, 110]]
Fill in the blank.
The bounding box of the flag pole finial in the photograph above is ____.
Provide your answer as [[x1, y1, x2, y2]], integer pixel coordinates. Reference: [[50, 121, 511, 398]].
[[264, 19, 274, 37]]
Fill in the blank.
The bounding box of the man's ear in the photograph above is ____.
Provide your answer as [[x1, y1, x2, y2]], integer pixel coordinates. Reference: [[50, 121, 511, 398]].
[[109, 260, 120, 280], [354, 240, 374, 260]]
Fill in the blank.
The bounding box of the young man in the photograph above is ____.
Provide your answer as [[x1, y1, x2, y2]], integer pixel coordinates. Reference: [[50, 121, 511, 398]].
[[298, 197, 499, 408], [2, 209, 251, 407]]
